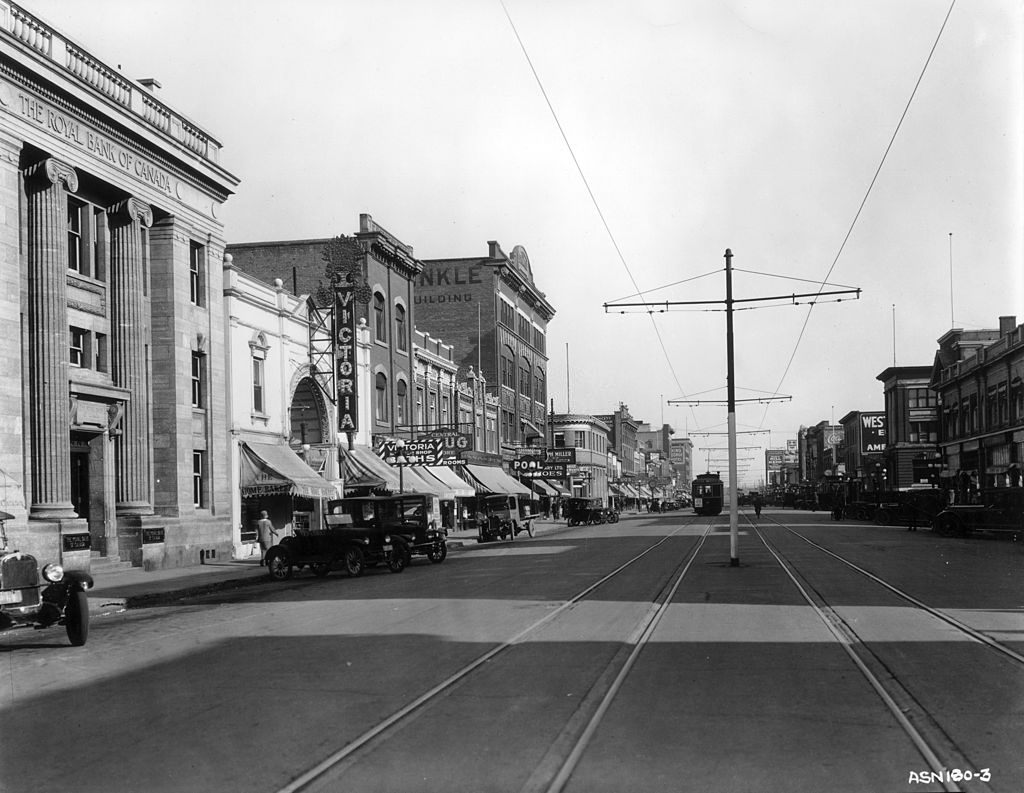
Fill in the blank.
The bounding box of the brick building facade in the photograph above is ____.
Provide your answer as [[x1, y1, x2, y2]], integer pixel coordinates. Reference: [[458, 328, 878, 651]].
[[416, 241, 554, 456]]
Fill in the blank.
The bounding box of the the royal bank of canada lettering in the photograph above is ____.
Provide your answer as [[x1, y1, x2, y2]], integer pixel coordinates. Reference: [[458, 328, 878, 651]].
[[336, 286, 358, 432]]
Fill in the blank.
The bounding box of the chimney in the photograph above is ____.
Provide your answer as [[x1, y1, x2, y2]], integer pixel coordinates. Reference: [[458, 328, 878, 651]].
[[138, 78, 161, 92], [999, 315, 1017, 335]]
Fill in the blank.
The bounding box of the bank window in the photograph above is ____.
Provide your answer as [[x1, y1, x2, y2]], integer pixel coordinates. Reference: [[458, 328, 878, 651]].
[[69, 327, 87, 367], [396, 380, 408, 426], [373, 293, 387, 343], [191, 352, 205, 408], [193, 451, 205, 508], [93, 333, 108, 373], [375, 372, 388, 422], [189, 241, 204, 306], [395, 304, 407, 352], [908, 388, 936, 408]]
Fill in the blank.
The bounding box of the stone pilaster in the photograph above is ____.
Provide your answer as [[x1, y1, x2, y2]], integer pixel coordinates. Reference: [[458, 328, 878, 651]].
[[23, 157, 78, 520], [108, 197, 154, 515]]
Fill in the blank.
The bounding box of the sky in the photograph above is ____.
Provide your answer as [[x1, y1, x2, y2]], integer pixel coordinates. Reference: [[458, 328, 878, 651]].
[[27, 0, 1024, 487]]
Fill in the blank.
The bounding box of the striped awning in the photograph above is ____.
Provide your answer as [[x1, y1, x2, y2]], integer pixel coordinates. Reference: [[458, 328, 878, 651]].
[[528, 478, 558, 497], [339, 446, 436, 495], [411, 466, 475, 500], [462, 464, 533, 496], [240, 442, 340, 499]]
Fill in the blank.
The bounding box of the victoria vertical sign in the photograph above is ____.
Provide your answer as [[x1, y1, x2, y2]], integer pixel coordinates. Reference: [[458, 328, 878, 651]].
[[336, 284, 358, 432]]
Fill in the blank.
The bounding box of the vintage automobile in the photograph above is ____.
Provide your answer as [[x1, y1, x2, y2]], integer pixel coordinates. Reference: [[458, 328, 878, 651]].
[[932, 487, 1024, 539], [264, 513, 408, 581], [565, 497, 608, 526], [475, 494, 535, 543], [0, 514, 93, 646], [345, 493, 448, 563]]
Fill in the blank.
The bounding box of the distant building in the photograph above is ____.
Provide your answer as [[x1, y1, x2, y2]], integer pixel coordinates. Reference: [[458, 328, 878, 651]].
[[550, 413, 610, 503], [0, 6, 239, 569], [875, 366, 940, 489], [416, 242, 555, 455], [804, 422, 844, 482], [931, 316, 1024, 489]]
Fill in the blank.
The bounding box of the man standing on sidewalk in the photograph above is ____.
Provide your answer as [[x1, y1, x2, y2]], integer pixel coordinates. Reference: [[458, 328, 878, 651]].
[[257, 511, 278, 565]]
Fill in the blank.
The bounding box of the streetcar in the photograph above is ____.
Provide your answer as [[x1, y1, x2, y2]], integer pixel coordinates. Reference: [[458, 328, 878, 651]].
[[692, 472, 724, 516]]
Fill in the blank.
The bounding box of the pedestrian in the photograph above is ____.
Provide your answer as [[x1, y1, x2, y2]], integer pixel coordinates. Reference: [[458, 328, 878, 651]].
[[753, 493, 763, 519], [257, 510, 278, 566]]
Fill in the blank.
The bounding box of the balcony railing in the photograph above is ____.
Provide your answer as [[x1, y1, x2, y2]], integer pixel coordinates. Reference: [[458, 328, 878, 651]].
[[3, 2, 221, 164]]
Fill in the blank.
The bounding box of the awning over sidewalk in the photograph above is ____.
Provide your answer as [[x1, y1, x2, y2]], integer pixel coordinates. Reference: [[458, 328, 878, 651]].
[[413, 466, 476, 500], [339, 446, 436, 494], [462, 464, 533, 496], [620, 484, 640, 499], [240, 442, 340, 499], [527, 478, 558, 497], [544, 479, 570, 496]]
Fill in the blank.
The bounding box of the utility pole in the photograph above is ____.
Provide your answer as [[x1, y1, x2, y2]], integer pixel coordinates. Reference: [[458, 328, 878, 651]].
[[605, 249, 859, 567]]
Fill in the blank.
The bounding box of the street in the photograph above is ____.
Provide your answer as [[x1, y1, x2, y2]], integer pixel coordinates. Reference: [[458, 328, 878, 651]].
[[2, 511, 1022, 793]]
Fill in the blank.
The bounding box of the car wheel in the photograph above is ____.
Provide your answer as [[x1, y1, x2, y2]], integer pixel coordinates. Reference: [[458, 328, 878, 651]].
[[65, 589, 89, 647], [526, 521, 535, 538], [342, 547, 365, 577], [310, 562, 331, 577], [265, 549, 293, 580], [387, 542, 410, 573], [874, 509, 892, 526], [427, 541, 448, 563]]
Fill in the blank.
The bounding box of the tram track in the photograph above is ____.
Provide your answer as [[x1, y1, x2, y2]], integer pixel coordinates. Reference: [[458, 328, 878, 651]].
[[750, 514, 1008, 793], [274, 517, 712, 793]]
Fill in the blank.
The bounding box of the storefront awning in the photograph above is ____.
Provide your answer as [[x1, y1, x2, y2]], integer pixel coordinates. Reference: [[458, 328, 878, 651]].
[[413, 466, 475, 500], [544, 479, 570, 496], [638, 486, 652, 499], [339, 446, 436, 495], [240, 442, 340, 499], [462, 464, 533, 496], [527, 478, 558, 497]]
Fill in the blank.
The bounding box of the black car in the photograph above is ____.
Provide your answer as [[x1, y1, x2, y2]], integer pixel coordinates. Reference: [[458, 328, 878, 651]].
[[264, 514, 408, 581], [343, 494, 448, 562], [0, 533, 94, 646]]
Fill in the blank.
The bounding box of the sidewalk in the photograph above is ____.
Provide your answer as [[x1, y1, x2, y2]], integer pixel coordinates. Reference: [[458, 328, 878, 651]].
[[86, 517, 574, 615]]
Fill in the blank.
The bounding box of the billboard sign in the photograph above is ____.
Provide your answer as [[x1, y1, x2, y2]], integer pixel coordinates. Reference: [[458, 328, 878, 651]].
[[766, 450, 784, 471], [376, 431, 472, 467], [510, 458, 568, 479], [336, 284, 358, 432], [860, 412, 887, 454]]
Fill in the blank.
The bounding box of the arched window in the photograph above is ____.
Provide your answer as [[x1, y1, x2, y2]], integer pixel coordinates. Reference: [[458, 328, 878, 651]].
[[375, 372, 388, 421], [395, 304, 407, 352], [396, 379, 408, 425], [373, 292, 387, 343]]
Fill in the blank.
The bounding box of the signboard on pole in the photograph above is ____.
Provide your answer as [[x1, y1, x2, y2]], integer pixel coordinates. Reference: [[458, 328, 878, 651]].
[[509, 459, 568, 479], [375, 430, 472, 467], [336, 284, 358, 433]]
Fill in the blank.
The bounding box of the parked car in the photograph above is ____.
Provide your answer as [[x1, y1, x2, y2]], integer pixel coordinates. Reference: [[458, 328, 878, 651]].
[[343, 494, 448, 563], [474, 494, 534, 543], [932, 487, 1024, 539], [565, 497, 608, 526], [0, 516, 93, 646], [264, 513, 408, 581]]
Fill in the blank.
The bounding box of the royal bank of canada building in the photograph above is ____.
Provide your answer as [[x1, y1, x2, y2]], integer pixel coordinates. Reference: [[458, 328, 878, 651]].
[[0, 4, 239, 570]]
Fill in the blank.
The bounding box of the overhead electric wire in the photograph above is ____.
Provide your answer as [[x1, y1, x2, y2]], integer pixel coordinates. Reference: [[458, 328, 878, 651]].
[[759, 0, 957, 428], [500, 0, 701, 430]]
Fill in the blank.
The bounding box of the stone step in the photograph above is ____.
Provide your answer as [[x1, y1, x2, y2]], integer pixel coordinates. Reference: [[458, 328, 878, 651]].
[[88, 552, 135, 575]]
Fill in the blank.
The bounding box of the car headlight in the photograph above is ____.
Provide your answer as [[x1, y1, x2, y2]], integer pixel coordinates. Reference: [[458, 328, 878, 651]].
[[42, 563, 64, 583], [384, 535, 391, 543]]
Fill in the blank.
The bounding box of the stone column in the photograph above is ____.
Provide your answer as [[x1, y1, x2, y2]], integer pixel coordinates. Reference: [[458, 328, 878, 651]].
[[23, 157, 79, 520], [108, 197, 154, 515]]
